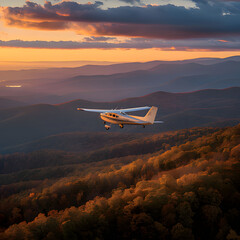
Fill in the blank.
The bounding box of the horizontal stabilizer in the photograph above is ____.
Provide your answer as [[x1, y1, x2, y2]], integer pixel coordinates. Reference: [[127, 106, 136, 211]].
[[154, 121, 164, 123]]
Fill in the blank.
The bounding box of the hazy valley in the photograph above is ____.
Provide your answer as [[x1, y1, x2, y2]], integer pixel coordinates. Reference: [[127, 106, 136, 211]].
[[1, 56, 240, 104]]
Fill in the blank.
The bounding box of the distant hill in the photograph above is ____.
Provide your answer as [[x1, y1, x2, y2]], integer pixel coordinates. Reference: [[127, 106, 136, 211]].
[[2, 56, 239, 82], [45, 61, 240, 101], [0, 87, 239, 152], [1, 56, 240, 82], [0, 61, 161, 81], [1, 57, 240, 103], [0, 97, 25, 110]]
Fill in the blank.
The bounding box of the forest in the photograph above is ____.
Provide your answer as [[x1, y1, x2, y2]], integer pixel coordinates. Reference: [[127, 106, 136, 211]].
[[0, 124, 239, 240]]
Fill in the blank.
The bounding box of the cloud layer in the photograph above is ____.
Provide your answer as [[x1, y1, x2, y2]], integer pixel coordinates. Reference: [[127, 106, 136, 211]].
[[2, 0, 240, 39], [1, 38, 240, 51]]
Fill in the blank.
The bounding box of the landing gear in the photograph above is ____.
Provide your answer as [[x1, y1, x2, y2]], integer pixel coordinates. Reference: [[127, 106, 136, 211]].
[[105, 124, 111, 130], [103, 121, 106, 125], [119, 124, 124, 129], [142, 125, 145, 128]]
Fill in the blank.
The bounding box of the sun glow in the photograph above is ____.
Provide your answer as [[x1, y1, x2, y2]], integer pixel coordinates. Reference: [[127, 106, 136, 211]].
[[5, 85, 22, 87]]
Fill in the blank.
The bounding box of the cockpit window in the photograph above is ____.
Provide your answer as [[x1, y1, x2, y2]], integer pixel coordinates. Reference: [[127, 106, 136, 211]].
[[106, 113, 119, 117]]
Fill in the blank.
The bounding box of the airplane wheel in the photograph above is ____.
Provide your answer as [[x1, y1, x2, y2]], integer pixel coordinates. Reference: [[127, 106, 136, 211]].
[[105, 124, 110, 130], [142, 125, 145, 128]]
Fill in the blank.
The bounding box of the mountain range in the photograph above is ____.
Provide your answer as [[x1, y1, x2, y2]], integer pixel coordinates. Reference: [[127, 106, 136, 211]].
[[0, 56, 240, 104]]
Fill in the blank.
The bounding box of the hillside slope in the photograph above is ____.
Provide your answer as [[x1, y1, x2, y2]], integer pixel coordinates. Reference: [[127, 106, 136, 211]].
[[0, 125, 239, 239], [0, 127, 217, 173]]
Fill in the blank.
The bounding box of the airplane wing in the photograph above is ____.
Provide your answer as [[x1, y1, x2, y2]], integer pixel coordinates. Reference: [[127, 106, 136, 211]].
[[77, 106, 151, 113], [118, 106, 151, 112], [77, 108, 108, 113]]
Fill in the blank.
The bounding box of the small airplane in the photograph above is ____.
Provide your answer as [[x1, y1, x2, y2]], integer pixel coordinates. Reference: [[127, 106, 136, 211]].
[[77, 106, 163, 130]]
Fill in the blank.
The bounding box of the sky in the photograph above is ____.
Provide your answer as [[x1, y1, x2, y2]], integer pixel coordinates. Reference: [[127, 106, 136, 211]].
[[1, 0, 240, 65]]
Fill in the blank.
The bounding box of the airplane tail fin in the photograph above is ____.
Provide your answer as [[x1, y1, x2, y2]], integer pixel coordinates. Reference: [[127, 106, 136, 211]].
[[143, 106, 158, 124]]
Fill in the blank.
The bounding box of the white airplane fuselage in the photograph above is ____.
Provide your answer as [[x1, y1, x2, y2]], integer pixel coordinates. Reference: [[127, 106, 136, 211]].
[[100, 112, 151, 125]]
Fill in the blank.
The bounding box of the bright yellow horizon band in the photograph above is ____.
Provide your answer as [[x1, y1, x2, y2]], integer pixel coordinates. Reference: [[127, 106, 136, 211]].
[[0, 47, 240, 63]]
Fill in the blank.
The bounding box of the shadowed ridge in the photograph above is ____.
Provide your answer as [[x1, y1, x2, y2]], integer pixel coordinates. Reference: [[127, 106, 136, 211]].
[[0, 87, 239, 152]]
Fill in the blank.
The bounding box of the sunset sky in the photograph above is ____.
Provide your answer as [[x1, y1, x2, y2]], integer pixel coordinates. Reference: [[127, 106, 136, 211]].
[[1, 0, 240, 65]]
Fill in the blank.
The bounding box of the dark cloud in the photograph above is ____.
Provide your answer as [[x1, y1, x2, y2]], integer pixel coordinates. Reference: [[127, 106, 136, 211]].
[[2, 1, 240, 39], [1, 38, 240, 51], [119, 0, 141, 5]]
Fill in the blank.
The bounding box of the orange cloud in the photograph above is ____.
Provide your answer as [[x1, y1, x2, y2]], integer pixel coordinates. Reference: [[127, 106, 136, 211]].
[[218, 40, 229, 43], [2, 1, 240, 40]]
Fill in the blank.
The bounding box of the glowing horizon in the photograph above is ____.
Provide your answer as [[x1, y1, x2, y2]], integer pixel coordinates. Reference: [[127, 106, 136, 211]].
[[0, 48, 240, 63]]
